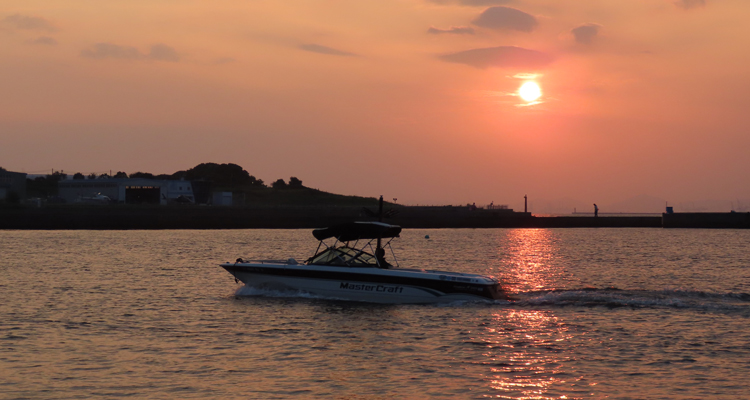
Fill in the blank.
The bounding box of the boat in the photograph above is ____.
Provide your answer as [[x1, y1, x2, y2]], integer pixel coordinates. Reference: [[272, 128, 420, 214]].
[[220, 221, 506, 304], [77, 193, 113, 204]]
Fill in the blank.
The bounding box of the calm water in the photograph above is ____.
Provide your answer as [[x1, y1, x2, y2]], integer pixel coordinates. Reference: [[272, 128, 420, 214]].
[[1, 228, 749, 399]]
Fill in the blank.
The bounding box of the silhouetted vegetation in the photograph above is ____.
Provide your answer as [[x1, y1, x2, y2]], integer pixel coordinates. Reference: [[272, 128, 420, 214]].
[[26, 170, 67, 198], [271, 177, 304, 190], [181, 163, 265, 189], [289, 177, 303, 188], [130, 172, 155, 179], [14, 163, 380, 207]]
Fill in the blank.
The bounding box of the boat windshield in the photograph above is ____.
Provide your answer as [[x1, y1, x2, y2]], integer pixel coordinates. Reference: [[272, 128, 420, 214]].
[[308, 246, 378, 266]]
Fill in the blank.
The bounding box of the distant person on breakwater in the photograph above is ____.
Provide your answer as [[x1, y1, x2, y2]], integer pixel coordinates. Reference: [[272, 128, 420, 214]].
[[594, 203, 599, 217]]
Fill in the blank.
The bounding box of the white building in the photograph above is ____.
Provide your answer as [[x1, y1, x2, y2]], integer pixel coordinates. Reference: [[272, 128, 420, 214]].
[[58, 178, 195, 205]]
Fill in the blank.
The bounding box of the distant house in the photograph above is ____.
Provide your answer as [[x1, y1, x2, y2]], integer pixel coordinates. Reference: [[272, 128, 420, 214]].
[[0, 170, 27, 200], [58, 178, 195, 205]]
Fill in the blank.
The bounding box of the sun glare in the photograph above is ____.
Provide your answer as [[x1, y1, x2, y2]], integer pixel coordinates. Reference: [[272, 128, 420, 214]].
[[519, 81, 542, 102]]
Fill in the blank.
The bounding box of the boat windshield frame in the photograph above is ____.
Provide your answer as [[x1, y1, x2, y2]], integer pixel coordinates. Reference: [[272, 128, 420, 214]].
[[307, 237, 399, 268]]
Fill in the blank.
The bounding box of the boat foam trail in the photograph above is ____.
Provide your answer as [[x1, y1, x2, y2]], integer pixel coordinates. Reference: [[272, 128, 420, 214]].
[[232, 283, 750, 314], [513, 288, 750, 314]]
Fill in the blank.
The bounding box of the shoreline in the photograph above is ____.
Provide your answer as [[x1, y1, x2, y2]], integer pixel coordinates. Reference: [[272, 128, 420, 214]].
[[1, 205, 748, 229]]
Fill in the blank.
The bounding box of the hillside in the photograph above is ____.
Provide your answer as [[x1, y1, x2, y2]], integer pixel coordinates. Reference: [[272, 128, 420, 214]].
[[237, 186, 389, 207]]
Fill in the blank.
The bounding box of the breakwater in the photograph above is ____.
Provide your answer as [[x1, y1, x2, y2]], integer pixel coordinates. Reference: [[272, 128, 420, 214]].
[[3, 205, 748, 229], [0, 205, 666, 229], [662, 212, 750, 229]]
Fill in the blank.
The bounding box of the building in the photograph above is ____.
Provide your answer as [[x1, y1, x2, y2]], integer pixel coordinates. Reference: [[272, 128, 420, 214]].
[[0, 170, 27, 200], [212, 191, 233, 206], [58, 178, 195, 205]]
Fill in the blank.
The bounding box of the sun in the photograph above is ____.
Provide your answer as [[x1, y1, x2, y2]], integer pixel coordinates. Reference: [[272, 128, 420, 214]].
[[519, 81, 542, 102]]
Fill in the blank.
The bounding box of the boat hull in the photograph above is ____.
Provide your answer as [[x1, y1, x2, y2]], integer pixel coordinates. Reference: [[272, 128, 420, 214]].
[[221, 262, 505, 304]]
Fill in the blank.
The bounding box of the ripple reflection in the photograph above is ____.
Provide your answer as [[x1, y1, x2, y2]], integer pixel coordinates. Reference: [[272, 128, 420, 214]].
[[477, 310, 577, 399], [499, 229, 563, 293]]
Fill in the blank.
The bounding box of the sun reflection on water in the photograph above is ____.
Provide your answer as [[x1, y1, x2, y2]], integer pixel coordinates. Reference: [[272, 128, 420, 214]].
[[500, 229, 563, 293], [477, 309, 578, 399], [477, 229, 585, 398]]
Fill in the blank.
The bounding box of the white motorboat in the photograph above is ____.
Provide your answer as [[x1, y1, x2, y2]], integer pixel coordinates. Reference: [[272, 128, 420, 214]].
[[220, 221, 506, 304]]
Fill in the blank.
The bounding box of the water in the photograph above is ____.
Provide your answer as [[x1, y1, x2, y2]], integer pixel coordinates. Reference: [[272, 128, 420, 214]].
[[1, 228, 749, 399]]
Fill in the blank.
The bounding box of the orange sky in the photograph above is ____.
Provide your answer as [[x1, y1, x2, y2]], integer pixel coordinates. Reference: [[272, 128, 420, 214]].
[[2, 0, 749, 211]]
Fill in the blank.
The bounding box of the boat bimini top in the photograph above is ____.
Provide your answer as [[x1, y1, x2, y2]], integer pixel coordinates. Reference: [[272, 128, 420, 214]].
[[308, 222, 401, 268]]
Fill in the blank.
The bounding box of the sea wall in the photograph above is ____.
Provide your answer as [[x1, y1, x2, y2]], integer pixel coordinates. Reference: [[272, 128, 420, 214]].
[[0, 205, 362, 230], [662, 212, 750, 229], [526, 216, 661, 228], [0, 205, 664, 229]]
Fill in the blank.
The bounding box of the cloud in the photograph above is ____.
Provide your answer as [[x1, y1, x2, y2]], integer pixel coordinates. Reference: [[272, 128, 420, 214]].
[[513, 73, 539, 80], [30, 36, 58, 46], [429, 0, 512, 6], [571, 23, 600, 44], [674, 0, 705, 9], [80, 42, 180, 62], [2, 14, 57, 32], [472, 6, 538, 32], [439, 45, 553, 69], [427, 26, 475, 35], [147, 44, 180, 62], [81, 43, 142, 60], [299, 43, 357, 57], [461, 0, 512, 5]]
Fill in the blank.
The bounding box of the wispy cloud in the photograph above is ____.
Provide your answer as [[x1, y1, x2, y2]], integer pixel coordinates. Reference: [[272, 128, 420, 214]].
[[147, 44, 180, 62], [81, 43, 141, 60], [440, 45, 553, 69], [2, 14, 58, 32], [81, 43, 181, 62], [675, 0, 705, 10], [461, 0, 512, 5], [429, 0, 512, 6], [427, 26, 475, 35], [299, 44, 357, 57], [29, 36, 58, 46], [571, 23, 601, 45], [513, 73, 540, 80], [472, 6, 538, 32]]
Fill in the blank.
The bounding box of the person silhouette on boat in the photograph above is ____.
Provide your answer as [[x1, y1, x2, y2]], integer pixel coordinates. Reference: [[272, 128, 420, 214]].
[[375, 247, 391, 269], [594, 203, 599, 217]]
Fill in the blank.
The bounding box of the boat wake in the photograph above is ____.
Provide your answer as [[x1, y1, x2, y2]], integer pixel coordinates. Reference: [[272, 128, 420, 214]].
[[233, 284, 750, 314], [513, 288, 750, 314]]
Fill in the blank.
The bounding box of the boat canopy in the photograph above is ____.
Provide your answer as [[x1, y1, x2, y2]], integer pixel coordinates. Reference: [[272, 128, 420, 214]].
[[312, 222, 402, 242], [308, 246, 378, 266]]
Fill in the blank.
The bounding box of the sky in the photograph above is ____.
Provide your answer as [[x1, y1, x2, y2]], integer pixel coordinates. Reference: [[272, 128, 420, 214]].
[[2, 0, 750, 212]]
